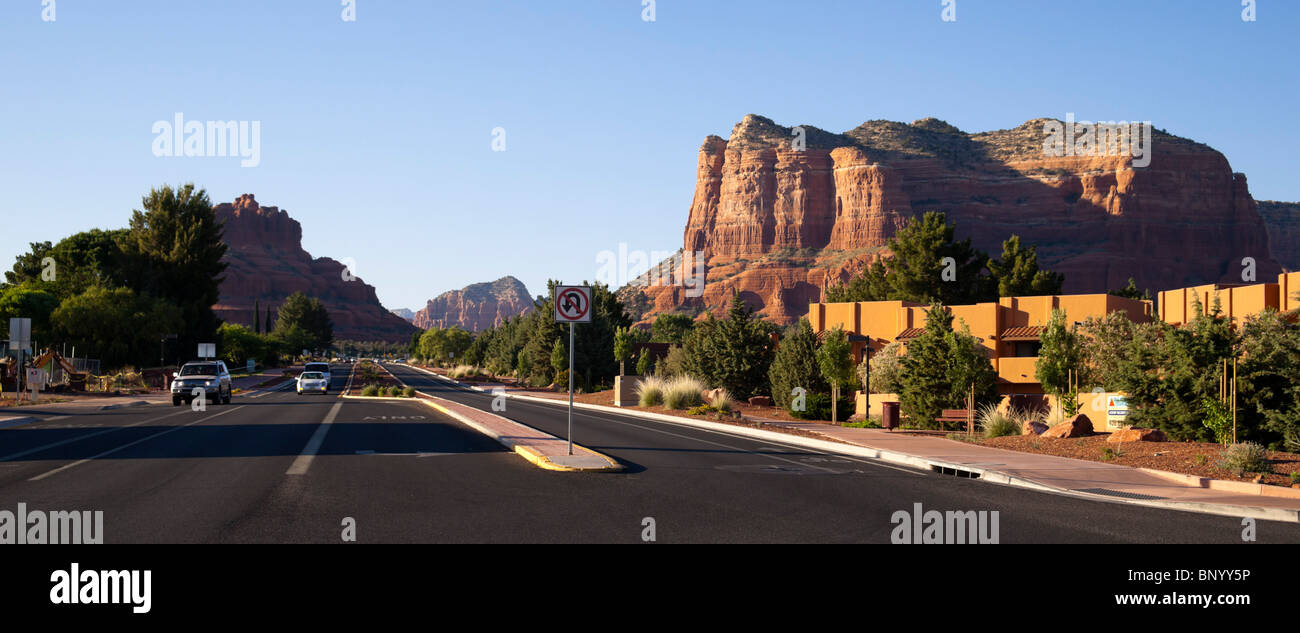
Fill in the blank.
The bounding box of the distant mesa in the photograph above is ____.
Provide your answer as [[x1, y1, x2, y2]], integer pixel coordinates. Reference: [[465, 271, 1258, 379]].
[[390, 308, 415, 322], [412, 276, 533, 332], [212, 194, 418, 342], [620, 114, 1296, 326]]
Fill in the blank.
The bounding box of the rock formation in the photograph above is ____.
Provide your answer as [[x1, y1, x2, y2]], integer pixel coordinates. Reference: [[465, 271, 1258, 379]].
[[212, 194, 417, 342], [412, 276, 533, 332], [1256, 201, 1300, 271], [624, 114, 1290, 326]]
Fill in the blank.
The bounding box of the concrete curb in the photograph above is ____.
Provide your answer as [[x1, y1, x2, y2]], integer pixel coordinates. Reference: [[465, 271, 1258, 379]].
[[413, 393, 621, 472], [399, 364, 1300, 523], [386, 365, 620, 472], [1138, 467, 1300, 500]]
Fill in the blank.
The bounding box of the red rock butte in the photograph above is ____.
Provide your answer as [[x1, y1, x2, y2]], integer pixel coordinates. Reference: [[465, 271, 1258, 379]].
[[412, 276, 534, 332], [622, 114, 1292, 326], [211, 194, 418, 342]]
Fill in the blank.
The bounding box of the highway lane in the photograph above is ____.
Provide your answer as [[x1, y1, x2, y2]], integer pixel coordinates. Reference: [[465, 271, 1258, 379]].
[[386, 362, 1300, 543], [2, 360, 1299, 542]]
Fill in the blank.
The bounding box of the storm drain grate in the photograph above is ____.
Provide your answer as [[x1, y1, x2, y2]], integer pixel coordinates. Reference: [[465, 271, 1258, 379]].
[[1073, 488, 1167, 501], [930, 465, 981, 479]]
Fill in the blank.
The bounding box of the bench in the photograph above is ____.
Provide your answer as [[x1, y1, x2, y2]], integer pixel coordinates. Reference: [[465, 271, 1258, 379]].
[[937, 408, 974, 432]]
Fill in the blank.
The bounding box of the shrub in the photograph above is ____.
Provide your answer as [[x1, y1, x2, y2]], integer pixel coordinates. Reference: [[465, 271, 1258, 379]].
[[402, 386, 415, 397], [790, 393, 855, 421], [979, 403, 1021, 439], [637, 375, 665, 407], [663, 376, 706, 410], [360, 384, 379, 397], [687, 404, 716, 416], [1101, 446, 1123, 461], [1218, 442, 1270, 475], [709, 389, 735, 413]]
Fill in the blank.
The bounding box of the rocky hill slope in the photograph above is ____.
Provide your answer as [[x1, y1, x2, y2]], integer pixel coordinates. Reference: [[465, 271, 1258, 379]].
[[623, 114, 1289, 325], [412, 276, 533, 332], [212, 194, 418, 342]]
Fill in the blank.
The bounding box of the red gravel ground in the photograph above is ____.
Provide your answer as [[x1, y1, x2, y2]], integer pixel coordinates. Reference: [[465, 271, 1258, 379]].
[[978, 434, 1300, 488]]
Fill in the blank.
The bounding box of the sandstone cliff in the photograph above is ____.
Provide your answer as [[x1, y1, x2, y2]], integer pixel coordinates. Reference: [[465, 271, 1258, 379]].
[[626, 114, 1288, 325], [212, 194, 418, 342], [412, 276, 533, 332], [1257, 201, 1300, 271]]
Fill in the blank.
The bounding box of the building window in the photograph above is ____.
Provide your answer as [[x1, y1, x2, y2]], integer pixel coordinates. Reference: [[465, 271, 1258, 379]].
[[1013, 341, 1042, 357]]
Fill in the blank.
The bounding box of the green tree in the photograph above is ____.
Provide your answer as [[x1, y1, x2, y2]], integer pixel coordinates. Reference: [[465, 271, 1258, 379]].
[[685, 294, 776, 399], [273, 292, 334, 351], [898, 302, 997, 428], [816, 327, 856, 423], [635, 347, 652, 376], [867, 341, 903, 394], [823, 212, 990, 305], [50, 286, 182, 368], [1035, 309, 1082, 403], [124, 184, 228, 353], [986, 235, 1064, 297], [0, 285, 60, 345], [1109, 278, 1149, 301], [767, 318, 829, 411], [253, 300, 261, 335], [650, 313, 694, 344], [550, 338, 568, 389], [219, 323, 264, 367]]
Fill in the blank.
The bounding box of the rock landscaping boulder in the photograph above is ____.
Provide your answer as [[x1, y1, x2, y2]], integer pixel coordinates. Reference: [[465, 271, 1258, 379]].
[[748, 396, 773, 406], [1022, 420, 1048, 436], [1041, 413, 1093, 438], [1106, 426, 1167, 443]]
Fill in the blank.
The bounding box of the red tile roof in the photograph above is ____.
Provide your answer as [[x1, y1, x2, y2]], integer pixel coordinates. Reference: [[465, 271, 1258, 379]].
[[999, 325, 1046, 341]]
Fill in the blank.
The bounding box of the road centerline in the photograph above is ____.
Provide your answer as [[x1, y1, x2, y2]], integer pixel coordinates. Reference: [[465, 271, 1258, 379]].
[[286, 400, 344, 476]]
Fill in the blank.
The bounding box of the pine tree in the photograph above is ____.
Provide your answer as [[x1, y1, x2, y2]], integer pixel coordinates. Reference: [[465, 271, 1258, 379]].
[[768, 318, 829, 411]]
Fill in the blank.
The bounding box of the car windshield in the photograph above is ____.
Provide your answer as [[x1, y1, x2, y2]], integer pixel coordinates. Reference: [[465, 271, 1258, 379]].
[[305, 364, 329, 372], [301, 372, 324, 380], [180, 364, 218, 376]]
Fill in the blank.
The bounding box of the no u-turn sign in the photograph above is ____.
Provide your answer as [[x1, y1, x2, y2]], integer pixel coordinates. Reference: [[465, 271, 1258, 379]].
[[554, 285, 592, 323]]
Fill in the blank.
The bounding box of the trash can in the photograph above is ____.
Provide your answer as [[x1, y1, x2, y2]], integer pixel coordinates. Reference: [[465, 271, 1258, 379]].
[[882, 401, 900, 431]]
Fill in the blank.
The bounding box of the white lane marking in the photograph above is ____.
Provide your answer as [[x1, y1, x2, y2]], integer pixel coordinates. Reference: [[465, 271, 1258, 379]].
[[286, 400, 343, 475], [250, 380, 297, 398], [0, 409, 192, 463], [28, 406, 246, 481], [43, 416, 69, 422]]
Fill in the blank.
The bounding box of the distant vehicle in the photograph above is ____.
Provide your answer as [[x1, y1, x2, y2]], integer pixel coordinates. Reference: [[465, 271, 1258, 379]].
[[171, 361, 232, 406], [297, 371, 329, 395], [304, 362, 331, 385]]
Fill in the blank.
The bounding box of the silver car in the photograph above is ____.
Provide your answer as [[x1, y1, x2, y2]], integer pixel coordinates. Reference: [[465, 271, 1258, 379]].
[[171, 361, 232, 406]]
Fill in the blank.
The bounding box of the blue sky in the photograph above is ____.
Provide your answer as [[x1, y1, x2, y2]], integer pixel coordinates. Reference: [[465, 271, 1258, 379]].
[[1, 0, 1296, 312]]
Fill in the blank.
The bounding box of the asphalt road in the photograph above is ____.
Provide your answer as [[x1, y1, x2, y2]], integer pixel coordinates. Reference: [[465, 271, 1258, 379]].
[[0, 362, 1297, 543]]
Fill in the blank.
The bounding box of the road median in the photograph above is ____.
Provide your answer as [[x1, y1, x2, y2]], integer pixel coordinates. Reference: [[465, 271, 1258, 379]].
[[388, 367, 621, 472]]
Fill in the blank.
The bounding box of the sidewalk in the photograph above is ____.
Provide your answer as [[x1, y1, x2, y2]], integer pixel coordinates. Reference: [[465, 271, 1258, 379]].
[[407, 365, 1300, 521]]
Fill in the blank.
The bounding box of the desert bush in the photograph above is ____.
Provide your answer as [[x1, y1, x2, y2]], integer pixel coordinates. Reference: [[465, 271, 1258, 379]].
[[360, 384, 379, 397], [663, 376, 706, 410], [1218, 442, 1270, 475], [790, 392, 855, 421], [979, 403, 1021, 438], [402, 386, 415, 397], [709, 389, 735, 413], [637, 375, 666, 407]]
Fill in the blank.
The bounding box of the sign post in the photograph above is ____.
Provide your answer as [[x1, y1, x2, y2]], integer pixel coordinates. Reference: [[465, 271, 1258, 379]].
[[554, 285, 592, 455], [9, 318, 31, 402]]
